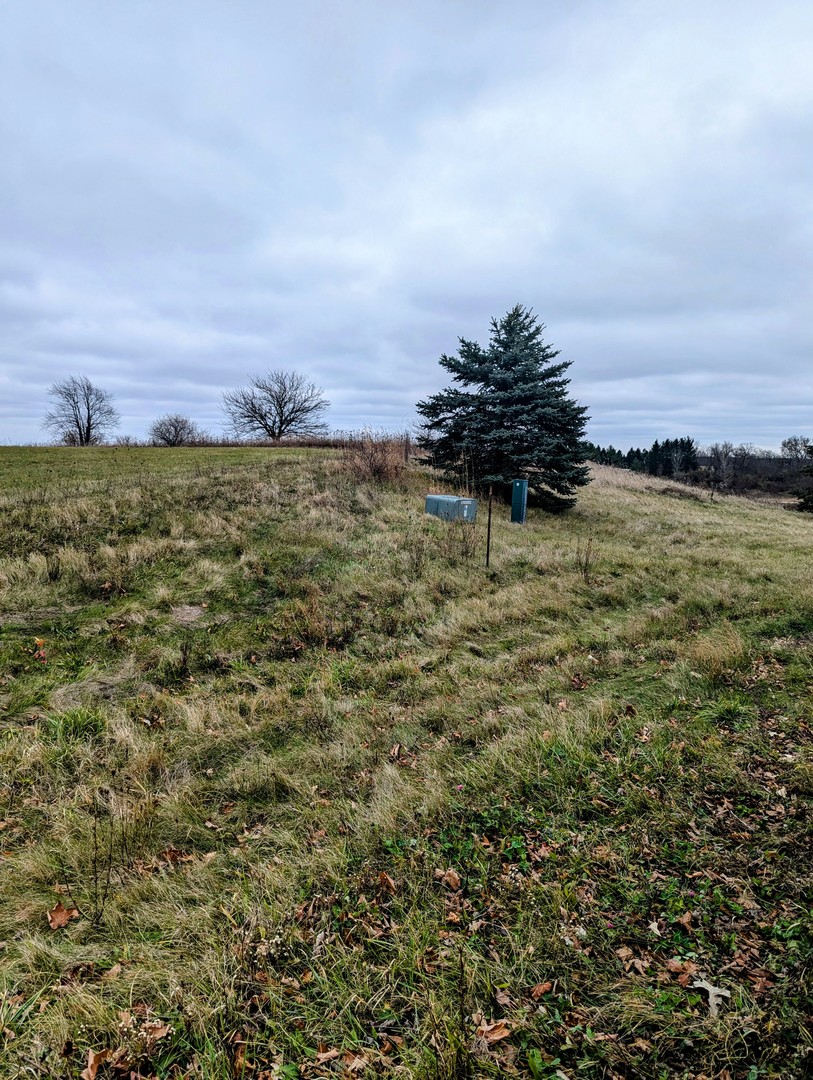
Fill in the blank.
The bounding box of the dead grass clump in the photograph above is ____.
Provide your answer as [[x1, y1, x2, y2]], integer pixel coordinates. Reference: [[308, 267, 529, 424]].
[[218, 755, 303, 807], [0, 551, 51, 591], [685, 623, 746, 679]]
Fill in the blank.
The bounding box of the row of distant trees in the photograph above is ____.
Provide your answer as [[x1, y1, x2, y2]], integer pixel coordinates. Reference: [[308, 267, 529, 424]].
[[42, 371, 330, 447], [585, 435, 813, 493], [584, 437, 700, 477]]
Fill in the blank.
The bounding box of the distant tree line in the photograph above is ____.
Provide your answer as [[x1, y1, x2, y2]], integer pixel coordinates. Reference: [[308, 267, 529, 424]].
[[583, 437, 699, 477], [585, 435, 813, 503]]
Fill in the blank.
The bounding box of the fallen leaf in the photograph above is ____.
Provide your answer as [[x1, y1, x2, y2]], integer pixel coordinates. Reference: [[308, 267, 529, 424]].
[[142, 1020, 171, 1040], [47, 901, 80, 930], [530, 981, 553, 999], [378, 871, 396, 895], [676, 962, 699, 986], [692, 977, 731, 1018], [342, 1050, 368, 1071], [101, 963, 122, 981], [476, 1018, 512, 1044], [81, 1048, 110, 1080], [315, 1047, 341, 1064], [494, 987, 512, 1007], [159, 846, 194, 864], [441, 868, 461, 890]]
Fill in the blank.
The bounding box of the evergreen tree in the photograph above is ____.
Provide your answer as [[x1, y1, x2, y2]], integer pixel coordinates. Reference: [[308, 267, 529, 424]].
[[679, 436, 699, 472], [417, 305, 590, 511], [647, 439, 665, 476], [583, 440, 600, 462], [642, 436, 698, 477]]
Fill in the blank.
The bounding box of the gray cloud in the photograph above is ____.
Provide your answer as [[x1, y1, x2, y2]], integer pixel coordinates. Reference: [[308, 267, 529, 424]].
[[1, 0, 811, 447]]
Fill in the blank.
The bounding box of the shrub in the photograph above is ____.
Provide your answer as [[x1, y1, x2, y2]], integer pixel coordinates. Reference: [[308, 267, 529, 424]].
[[341, 429, 412, 484]]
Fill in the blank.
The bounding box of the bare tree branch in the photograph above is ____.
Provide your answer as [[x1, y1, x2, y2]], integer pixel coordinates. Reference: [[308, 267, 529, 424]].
[[222, 370, 329, 440], [43, 375, 120, 446]]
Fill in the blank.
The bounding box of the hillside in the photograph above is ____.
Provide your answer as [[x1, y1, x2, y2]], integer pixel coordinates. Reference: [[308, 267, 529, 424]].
[[0, 448, 811, 1079]]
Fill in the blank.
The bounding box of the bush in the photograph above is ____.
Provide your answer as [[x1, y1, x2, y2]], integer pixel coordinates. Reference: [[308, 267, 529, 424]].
[[341, 430, 412, 484]]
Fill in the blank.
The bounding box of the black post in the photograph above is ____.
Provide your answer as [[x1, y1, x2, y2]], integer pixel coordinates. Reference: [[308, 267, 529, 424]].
[[485, 485, 493, 567]]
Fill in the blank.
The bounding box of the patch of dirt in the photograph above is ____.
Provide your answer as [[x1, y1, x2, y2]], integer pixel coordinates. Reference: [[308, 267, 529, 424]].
[[170, 605, 206, 625], [658, 485, 705, 502], [50, 659, 140, 709], [0, 606, 82, 627]]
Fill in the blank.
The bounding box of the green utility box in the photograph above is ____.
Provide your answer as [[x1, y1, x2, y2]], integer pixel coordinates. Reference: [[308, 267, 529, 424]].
[[425, 495, 478, 522], [511, 479, 528, 524]]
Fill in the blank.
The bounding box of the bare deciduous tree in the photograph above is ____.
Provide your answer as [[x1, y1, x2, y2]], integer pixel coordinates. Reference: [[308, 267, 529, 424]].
[[706, 441, 734, 489], [43, 375, 120, 446], [781, 435, 811, 471], [149, 413, 207, 446], [222, 370, 329, 440]]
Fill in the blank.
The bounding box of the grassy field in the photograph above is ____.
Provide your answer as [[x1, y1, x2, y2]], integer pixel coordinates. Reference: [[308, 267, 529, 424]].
[[0, 446, 811, 1079]]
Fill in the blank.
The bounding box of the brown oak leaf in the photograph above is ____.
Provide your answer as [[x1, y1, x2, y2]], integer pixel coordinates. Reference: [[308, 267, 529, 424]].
[[47, 901, 80, 930]]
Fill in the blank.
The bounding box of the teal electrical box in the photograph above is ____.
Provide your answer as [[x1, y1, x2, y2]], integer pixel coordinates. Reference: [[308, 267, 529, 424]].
[[425, 495, 478, 522], [511, 479, 528, 524]]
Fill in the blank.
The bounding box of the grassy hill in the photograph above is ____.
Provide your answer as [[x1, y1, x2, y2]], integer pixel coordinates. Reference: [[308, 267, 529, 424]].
[[0, 447, 811, 1079]]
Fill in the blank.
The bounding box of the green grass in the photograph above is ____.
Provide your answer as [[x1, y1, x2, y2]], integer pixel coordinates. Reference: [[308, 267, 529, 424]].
[[0, 448, 811, 1078]]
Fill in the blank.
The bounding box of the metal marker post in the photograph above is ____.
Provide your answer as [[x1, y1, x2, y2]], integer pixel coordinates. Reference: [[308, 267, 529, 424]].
[[485, 485, 493, 567]]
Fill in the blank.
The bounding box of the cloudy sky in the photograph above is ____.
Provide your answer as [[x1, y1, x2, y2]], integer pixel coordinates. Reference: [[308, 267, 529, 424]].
[[1, 0, 811, 448]]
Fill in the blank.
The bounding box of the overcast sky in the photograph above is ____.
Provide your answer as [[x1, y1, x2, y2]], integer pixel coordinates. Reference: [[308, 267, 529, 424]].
[[1, 0, 811, 449]]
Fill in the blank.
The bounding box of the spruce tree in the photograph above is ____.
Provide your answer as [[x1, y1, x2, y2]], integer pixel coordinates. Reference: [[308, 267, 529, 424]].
[[416, 305, 590, 511]]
